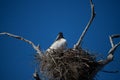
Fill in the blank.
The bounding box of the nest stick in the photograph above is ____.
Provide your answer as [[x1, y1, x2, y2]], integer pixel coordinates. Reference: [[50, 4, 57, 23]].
[[74, 0, 96, 49]]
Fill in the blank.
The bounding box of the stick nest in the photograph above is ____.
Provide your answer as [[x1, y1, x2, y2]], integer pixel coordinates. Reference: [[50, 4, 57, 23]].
[[36, 49, 100, 80]]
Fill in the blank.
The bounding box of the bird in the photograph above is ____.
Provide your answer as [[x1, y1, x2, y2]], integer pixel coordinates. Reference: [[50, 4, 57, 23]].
[[46, 32, 67, 53]]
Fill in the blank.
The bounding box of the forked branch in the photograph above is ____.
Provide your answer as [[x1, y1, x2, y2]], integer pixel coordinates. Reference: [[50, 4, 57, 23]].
[[74, 0, 96, 49], [0, 32, 43, 58], [98, 34, 120, 65], [109, 34, 120, 47], [106, 34, 120, 63]]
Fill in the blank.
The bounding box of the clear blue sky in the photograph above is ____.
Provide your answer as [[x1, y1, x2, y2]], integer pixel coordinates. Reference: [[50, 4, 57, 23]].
[[0, 0, 120, 80]]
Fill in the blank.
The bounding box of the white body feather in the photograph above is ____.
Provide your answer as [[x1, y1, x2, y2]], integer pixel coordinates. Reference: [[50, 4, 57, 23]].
[[46, 38, 67, 52]]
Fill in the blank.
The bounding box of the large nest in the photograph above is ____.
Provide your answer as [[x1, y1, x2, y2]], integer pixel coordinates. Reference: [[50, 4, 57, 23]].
[[37, 49, 101, 80]]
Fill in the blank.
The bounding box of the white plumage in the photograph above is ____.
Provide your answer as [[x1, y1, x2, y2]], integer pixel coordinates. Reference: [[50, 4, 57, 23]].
[[46, 32, 67, 52]]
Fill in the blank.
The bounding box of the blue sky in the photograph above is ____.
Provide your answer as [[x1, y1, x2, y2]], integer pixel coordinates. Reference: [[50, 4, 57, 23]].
[[0, 0, 120, 80]]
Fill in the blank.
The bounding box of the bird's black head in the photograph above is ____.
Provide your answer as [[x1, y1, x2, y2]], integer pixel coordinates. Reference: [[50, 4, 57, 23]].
[[55, 32, 64, 41]]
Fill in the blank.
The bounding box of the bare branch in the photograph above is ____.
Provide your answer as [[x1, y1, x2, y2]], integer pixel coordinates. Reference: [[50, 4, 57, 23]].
[[109, 36, 114, 47], [98, 34, 120, 65], [108, 42, 120, 55], [74, 0, 96, 49], [102, 70, 119, 73], [109, 34, 120, 47], [106, 34, 120, 63], [0, 32, 43, 58]]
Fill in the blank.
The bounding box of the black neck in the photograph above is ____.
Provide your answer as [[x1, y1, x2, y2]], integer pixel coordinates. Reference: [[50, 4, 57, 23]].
[[56, 32, 64, 41]]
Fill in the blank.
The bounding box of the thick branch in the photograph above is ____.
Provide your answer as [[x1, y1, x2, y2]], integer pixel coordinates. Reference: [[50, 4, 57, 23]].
[[0, 32, 43, 58], [74, 0, 96, 49]]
